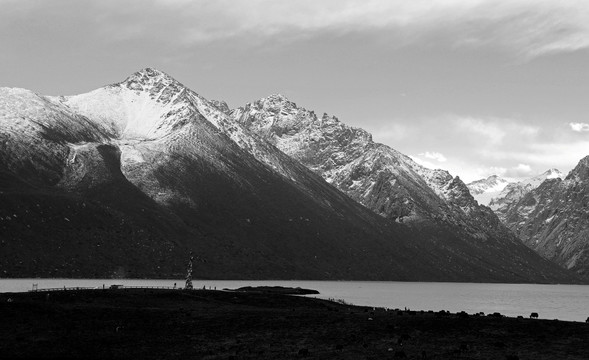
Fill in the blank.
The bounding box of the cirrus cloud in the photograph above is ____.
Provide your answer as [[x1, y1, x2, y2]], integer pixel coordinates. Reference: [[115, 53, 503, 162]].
[[165, 0, 589, 58], [25, 0, 588, 59]]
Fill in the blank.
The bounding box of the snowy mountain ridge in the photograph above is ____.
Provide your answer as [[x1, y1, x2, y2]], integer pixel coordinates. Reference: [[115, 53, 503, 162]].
[[58, 69, 310, 184], [234, 95, 460, 204], [232, 94, 523, 245], [467, 175, 510, 195], [489, 169, 564, 218], [466, 175, 512, 206]]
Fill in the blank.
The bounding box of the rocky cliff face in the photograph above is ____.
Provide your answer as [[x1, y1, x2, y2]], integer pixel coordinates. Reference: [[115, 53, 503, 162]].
[[231, 94, 577, 282], [497, 159, 589, 278], [0, 70, 577, 282], [233, 95, 510, 235]]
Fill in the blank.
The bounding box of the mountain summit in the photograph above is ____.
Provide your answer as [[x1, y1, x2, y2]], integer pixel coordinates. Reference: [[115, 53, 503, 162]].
[[566, 156, 589, 182], [0, 69, 577, 282], [123, 67, 177, 85]]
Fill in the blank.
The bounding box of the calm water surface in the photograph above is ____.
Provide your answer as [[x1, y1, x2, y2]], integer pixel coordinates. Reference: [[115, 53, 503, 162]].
[[2, 279, 588, 322]]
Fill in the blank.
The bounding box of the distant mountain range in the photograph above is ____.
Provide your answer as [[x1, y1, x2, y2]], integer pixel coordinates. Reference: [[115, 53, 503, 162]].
[[466, 175, 511, 206], [490, 162, 589, 278], [467, 167, 589, 278], [466, 169, 564, 208], [488, 169, 564, 217], [0, 68, 579, 282]]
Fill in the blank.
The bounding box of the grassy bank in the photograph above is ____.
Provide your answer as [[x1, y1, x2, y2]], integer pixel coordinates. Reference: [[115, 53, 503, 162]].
[[1, 288, 588, 359]]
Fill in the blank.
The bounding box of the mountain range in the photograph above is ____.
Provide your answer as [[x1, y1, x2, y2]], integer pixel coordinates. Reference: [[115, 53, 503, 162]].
[[488, 169, 564, 217], [0, 68, 579, 282], [467, 167, 589, 278], [491, 163, 588, 278]]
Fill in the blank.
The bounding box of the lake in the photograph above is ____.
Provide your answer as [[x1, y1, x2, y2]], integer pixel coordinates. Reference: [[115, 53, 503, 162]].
[[2, 279, 588, 322]]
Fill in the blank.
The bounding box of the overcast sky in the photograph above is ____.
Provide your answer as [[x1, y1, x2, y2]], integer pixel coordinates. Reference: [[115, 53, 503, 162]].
[[2, 0, 588, 182]]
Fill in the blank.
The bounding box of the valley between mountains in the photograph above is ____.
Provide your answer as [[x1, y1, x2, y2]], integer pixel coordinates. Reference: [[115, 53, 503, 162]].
[[0, 68, 584, 283]]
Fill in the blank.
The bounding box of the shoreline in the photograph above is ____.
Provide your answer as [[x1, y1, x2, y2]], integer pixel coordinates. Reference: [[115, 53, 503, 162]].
[[2, 276, 588, 284], [2, 279, 588, 322]]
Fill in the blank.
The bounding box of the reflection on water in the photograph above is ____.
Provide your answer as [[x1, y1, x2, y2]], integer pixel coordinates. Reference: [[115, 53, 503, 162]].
[[1, 279, 588, 322]]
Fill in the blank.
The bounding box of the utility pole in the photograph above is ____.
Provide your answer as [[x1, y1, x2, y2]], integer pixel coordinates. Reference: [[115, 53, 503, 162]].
[[185, 252, 194, 290]]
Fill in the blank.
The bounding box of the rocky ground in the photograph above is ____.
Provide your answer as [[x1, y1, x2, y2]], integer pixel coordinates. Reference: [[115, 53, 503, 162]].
[[1, 288, 588, 359]]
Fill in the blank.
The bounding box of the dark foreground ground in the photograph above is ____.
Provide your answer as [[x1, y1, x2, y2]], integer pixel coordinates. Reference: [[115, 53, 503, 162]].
[[1, 288, 588, 359]]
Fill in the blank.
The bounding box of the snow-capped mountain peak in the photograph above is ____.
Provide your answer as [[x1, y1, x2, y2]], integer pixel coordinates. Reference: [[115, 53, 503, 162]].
[[120, 67, 181, 90], [259, 93, 291, 106], [545, 168, 564, 179], [466, 175, 511, 206], [489, 168, 564, 215], [60, 73, 188, 140], [522, 168, 564, 188], [56, 70, 310, 182], [467, 175, 510, 195]]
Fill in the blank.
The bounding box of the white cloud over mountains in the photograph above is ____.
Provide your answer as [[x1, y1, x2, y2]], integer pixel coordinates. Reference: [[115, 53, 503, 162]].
[[410, 152, 447, 171], [135, 0, 589, 58], [409, 156, 438, 171], [392, 115, 588, 182], [421, 152, 447, 162], [511, 163, 532, 176], [570, 122, 589, 132]]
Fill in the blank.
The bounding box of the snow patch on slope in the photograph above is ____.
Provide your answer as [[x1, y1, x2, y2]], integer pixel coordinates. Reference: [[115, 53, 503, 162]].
[[61, 83, 186, 139]]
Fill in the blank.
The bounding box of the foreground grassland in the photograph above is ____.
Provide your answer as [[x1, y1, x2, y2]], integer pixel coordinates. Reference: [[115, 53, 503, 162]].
[[1, 288, 588, 359]]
